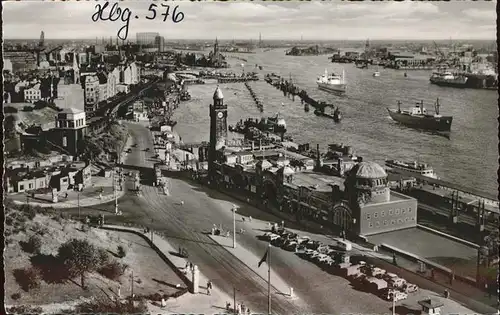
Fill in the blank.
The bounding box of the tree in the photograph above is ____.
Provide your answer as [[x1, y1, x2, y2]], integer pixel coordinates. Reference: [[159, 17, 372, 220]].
[[57, 239, 99, 288]]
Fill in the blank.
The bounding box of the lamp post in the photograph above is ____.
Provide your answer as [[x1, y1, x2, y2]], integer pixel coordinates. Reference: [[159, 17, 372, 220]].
[[232, 205, 238, 249], [78, 191, 80, 219]]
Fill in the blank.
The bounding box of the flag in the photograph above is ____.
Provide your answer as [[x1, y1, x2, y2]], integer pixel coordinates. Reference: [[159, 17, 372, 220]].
[[258, 248, 269, 267]]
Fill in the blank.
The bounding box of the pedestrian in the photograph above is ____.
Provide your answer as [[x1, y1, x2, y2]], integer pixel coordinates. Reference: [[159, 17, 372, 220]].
[[237, 303, 241, 315], [249, 216, 252, 222], [392, 253, 398, 266], [444, 289, 449, 298], [65, 192, 68, 198], [185, 261, 189, 269], [241, 303, 246, 314], [206, 280, 212, 295], [189, 262, 193, 271], [180, 200, 184, 205]]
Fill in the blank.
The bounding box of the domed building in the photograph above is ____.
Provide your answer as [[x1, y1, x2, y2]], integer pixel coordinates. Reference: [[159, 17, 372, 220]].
[[344, 161, 417, 236], [344, 161, 390, 206]]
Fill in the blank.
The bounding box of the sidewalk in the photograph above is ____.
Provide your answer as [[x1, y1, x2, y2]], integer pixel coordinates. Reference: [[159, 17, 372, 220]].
[[9, 176, 126, 209], [208, 233, 297, 299], [101, 225, 241, 314]]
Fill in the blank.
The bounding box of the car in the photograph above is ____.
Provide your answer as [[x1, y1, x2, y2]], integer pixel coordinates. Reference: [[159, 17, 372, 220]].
[[403, 283, 418, 293], [386, 290, 408, 302], [297, 236, 310, 244], [317, 244, 330, 254], [389, 277, 407, 289], [283, 241, 298, 252]]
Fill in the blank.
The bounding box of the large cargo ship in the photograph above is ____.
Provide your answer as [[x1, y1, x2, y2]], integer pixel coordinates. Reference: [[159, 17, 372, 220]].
[[429, 71, 468, 87], [430, 68, 498, 90], [317, 69, 346, 93], [385, 160, 438, 179], [387, 98, 453, 132]]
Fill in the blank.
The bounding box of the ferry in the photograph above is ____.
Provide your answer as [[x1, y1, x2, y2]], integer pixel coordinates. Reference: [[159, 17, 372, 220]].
[[317, 69, 346, 93], [385, 160, 439, 179]]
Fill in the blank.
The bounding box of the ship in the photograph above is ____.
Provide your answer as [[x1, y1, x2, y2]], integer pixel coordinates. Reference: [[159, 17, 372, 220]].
[[317, 69, 346, 93], [229, 114, 287, 135], [373, 71, 380, 77], [430, 70, 468, 87], [385, 160, 438, 179], [387, 98, 452, 132]]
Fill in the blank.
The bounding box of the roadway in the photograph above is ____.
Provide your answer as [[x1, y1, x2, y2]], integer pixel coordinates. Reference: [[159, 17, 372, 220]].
[[115, 122, 398, 315]]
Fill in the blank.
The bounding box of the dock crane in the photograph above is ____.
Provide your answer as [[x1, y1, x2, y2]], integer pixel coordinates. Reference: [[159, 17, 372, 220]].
[[433, 41, 448, 65]]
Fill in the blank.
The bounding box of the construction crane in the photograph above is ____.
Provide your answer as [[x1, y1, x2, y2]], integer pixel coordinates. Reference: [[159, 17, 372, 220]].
[[433, 41, 448, 64]]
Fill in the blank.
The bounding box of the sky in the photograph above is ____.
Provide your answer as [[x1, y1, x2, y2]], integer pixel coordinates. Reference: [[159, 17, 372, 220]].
[[2, 0, 497, 41]]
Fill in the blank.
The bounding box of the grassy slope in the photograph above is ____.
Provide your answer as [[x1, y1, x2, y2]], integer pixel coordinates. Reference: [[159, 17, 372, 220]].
[[4, 204, 181, 312]]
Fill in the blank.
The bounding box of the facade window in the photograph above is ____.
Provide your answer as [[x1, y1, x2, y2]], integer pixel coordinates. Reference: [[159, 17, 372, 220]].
[[381, 210, 385, 217], [411, 217, 415, 221], [405, 218, 409, 222], [391, 220, 395, 225], [368, 222, 373, 228], [374, 212, 378, 218], [20, 184, 24, 191], [63, 178, 68, 183], [395, 209, 400, 215], [389, 209, 393, 216], [383, 220, 388, 226], [402, 209, 406, 214], [408, 207, 412, 212], [29, 183, 33, 189], [376, 221, 380, 227], [366, 213, 371, 220]]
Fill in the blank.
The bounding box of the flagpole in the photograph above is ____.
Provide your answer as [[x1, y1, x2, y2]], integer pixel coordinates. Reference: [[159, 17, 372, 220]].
[[268, 243, 271, 315]]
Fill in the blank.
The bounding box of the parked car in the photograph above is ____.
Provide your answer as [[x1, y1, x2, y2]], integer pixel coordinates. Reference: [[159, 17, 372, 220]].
[[389, 277, 407, 289], [403, 283, 418, 293], [283, 240, 298, 251], [385, 290, 408, 302], [297, 236, 310, 244]]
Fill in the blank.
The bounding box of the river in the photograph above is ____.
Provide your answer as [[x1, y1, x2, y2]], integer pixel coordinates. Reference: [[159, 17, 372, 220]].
[[173, 48, 498, 198]]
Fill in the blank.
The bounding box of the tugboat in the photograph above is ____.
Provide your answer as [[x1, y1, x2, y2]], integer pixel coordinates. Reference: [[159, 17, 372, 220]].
[[385, 160, 439, 179], [387, 98, 452, 132], [317, 69, 346, 94]]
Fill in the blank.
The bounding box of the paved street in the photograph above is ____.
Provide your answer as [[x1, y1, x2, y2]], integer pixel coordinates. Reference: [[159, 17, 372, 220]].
[[89, 122, 488, 315]]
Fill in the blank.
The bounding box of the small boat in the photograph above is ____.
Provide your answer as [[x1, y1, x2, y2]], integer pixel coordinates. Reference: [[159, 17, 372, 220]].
[[385, 160, 438, 179], [373, 71, 380, 77], [387, 98, 452, 132]]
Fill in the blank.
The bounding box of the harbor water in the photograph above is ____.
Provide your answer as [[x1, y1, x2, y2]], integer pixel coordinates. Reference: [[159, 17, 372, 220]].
[[173, 49, 498, 197]]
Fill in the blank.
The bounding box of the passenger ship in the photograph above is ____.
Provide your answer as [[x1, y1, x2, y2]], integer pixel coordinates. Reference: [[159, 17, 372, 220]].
[[385, 160, 439, 179], [317, 69, 346, 93]]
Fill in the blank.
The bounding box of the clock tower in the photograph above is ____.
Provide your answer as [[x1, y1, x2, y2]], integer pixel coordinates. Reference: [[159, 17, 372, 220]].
[[208, 86, 228, 175]]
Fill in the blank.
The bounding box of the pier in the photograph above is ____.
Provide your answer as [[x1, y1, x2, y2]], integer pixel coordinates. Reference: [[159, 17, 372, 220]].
[[244, 82, 264, 112], [264, 73, 336, 112]]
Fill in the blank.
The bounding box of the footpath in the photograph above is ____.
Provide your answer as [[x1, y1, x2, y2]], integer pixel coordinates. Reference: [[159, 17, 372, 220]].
[[101, 224, 246, 314], [209, 233, 298, 300]]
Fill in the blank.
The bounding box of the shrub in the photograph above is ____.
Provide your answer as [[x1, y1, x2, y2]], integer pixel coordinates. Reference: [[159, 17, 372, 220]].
[[33, 100, 48, 110], [117, 245, 126, 258], [4, 106, 18, 113], [25, 235, 42, 254], [98, 261, 127, 281], [6, 305, 43, 314], [11, 292, 21, 300], [97, 248, 110, 267], [13, 267, 41, 291], [75, 296, 147, 313], [22, 106, 34, 112]]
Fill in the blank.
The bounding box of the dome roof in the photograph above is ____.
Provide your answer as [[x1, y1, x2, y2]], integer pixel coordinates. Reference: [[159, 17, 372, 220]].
[[282, 166, 295, 175], [256, 159, 272, 170], [61, 107, 84, 114], [350, 161, 387, 179], [213, 86, 224, 99]]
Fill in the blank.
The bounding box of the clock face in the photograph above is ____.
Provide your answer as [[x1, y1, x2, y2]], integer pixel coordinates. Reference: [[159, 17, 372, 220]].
[[217, 112, 224, 119]]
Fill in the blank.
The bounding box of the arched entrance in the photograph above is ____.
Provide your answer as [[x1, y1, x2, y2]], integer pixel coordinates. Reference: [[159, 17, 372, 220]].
[[262, 180, 278, 207], [331, 202, 354, 231]]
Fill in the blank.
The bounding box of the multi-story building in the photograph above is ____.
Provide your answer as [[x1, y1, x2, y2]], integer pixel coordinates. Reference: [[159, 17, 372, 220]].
[[24, 83, 41, 103], [155, 35, 165, 52], [136, 32, 160, 46], [107, 69, 118, 98], [84, 75, 99, 116], [51, 108, 87, 156]]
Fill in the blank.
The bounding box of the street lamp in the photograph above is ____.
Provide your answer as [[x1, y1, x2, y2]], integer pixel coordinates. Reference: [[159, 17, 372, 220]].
[[232, 204, 238, 249]]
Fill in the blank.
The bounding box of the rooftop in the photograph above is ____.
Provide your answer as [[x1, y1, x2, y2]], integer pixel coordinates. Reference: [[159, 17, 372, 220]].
[[291, 171, 345, 192], [60, 107, 84, 115]]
